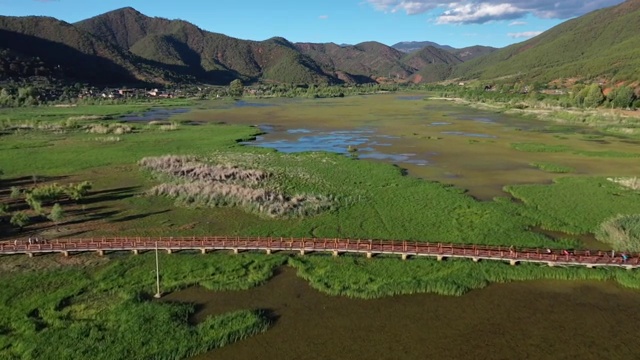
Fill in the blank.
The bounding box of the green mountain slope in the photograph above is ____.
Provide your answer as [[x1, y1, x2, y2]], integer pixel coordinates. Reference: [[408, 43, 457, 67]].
[[76, 8, 336, 85], [401, 46, 463, 83], [451, 46, 497, 61], [0, 15, 181, 85], [452, 0, 640, 84]]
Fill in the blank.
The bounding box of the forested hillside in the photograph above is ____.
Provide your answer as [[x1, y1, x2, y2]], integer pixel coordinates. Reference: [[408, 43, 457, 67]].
[[452, 0, 640, 85]]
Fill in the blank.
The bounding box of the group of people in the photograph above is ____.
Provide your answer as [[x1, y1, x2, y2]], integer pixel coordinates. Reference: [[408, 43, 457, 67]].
[[13, 237, 46, 246], [542, 248, 632, 262]]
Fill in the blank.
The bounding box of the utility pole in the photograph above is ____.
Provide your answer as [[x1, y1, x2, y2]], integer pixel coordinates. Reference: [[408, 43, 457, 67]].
[[154, 241, 161, 298]]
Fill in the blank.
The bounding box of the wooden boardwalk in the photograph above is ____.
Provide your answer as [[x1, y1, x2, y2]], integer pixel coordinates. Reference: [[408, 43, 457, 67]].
[[1, 236, 638, 269]]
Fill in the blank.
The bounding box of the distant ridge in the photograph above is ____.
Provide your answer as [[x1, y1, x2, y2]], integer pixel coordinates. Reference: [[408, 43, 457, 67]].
[[392, 41, 455, 53]]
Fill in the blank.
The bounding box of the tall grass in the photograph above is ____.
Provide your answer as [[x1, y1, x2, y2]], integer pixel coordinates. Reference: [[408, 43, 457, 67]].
[[140, 155, 336, 218], [289, 255, 639, 299], [506, 177, 640, 234], [0, 253, 284, 359], [595, 214, 640, 252]]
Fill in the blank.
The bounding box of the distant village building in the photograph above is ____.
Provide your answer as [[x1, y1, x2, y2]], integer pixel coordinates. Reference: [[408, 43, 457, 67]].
[[118, 88, 135, 96], [147, 88, 173, 98]]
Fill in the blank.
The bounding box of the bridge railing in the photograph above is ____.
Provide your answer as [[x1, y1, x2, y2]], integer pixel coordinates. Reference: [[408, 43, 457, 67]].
[[0, 236, 637, 265]]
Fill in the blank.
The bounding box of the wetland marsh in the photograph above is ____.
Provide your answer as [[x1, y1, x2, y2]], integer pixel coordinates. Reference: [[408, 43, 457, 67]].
[[1, 93, 640, 359]]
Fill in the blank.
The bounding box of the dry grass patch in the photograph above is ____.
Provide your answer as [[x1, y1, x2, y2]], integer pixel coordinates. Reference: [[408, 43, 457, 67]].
[[139, 155, 335, 218], [86, 123, 133, 135], [608, 177, 640, 190]]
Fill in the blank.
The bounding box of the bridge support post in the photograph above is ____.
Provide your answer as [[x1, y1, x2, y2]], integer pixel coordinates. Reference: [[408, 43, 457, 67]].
[[332, 250, 339, 257], [366, 252, 373, 259], [547, 262, 554, 267], [510, 259, 518, 266], [132, 249, 139, 255], [166, 249, 172, 255], [401, 253, 408, 261], [265, 249, 272, 255], [27, 252, 34, 258], [437, 255, 445, 262], [62, 251, 69, 257], [233, 248, 239, 255], [586, 264, 595, 269], [472, 257, 479, 263], [97, 250, 104, 257], [299, 249, 305, 256], [201, 248, 207, 255]]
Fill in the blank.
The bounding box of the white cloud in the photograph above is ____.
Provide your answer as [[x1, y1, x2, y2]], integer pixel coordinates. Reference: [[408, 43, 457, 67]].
[[365, 0, 625, 24], [437, 3, 525, 24], [509, 20, 527, 26], [507, 31, 543, 38], [318, 15, 329, 19]]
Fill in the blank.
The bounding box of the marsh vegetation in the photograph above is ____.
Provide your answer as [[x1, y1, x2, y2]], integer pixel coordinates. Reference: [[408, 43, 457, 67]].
[[2, 93, 640, 358]]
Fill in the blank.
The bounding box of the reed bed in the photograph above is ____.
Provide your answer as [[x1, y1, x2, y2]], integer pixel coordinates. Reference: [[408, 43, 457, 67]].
[[289, 256, 639, 299], [139, 155, 269, 184], [140, 155, 336, 218], [596, 214, 640, 252], [608, 177, 640, 190]]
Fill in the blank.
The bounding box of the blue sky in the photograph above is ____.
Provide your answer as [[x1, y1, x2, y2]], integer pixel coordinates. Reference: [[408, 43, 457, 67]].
[[1, 0, 626, 48]]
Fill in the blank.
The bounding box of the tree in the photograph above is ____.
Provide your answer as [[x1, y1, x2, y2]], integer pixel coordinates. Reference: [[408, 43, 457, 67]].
[[25, 194, 43, 215], [583, 84, 604, 108], [609, 86, 636, 109], [64, 181, 92, 201], [229, 79, 244, 98], [48, 203, 65, 230], [10, 211, 29, 231]]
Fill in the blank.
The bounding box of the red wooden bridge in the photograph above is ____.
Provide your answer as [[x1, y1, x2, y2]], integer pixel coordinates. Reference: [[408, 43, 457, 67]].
[[1, 236, 638, 269]]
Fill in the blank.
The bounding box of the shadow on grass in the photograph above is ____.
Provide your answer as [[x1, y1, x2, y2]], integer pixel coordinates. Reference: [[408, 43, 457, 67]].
[[63, 211, 121, 226], [84, 186, 141, 204], [111, 210, 171, 223], [0, 175, 69, 191]]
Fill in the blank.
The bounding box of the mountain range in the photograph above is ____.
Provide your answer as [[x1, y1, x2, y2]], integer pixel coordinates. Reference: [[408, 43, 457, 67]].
[[1, 0, 639, 87]]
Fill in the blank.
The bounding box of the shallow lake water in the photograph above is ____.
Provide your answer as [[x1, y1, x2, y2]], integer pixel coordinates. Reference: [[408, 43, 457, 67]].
[[241, 126, 431, 166], [187, 95, 640, 200], [169, 267, 640, 360]]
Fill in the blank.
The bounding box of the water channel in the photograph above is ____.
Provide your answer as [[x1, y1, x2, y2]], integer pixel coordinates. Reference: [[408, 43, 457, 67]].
[[168, 267, 640, 359]]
